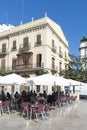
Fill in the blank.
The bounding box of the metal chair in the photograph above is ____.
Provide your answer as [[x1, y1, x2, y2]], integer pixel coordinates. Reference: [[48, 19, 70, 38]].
[[31, 104, 44, 120], [22, 102, 31, 119], [44, 103, 51, 117], [1, 101, 10, 115]]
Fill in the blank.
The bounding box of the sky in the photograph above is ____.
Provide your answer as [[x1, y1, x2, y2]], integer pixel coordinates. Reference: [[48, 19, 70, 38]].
[[0, 0, 87, 56]]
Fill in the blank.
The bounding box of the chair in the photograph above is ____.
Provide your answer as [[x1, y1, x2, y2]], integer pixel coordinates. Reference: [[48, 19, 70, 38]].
[[44, 103, 51, 117], [22, 102, 31, 119], [55, 98, 62, 108], [71, 96, 77, 101], [31, 104, 44, 120], [1, 101, 10, 115], [73, 96, 77, 101], [66, 97, 71, 104]]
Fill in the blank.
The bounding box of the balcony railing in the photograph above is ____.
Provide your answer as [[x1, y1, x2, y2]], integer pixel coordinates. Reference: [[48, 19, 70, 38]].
[[11, 47, 17, 51], [51, 65, 58, 72], [80, 55, 87, 59], [59, 51, 63, 58], [65, 57, 68, 61], [0, 48, 8, 55], [35, 42, 42, 47], [51, 45, 57, 53], [19, 43, 31, 53], [6, 63, 44, 73]]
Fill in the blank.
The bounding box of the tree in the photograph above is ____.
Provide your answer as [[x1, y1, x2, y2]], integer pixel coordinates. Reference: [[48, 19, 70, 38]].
[[61, 55, 84, 81], [36, 69, 49, 75], [0, 68, 6, 76]]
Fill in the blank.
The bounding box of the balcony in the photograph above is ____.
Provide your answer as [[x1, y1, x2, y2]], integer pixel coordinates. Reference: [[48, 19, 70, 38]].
[[80, 55, 87, 59], [19, 43, 31, 53], [51, 65, 58, 73], [0, 48, 8, 54], [35, 42, 42, 47], [51, 46, 57, 53], [0, 48, 8, 58], [11, 47, 17, 51], [65, 57, 68, 61], [6, 63, 44, 73], [59, 51, 63, 58]]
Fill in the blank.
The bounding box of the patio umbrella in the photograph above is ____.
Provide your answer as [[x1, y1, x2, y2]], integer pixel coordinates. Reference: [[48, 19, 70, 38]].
[[55, 76, 70, 86], [67, 79, 81, 86], [0, 73, 29, 85], [67, 79, 82, 93], [26, 74, 69, 86], [26, 74, 55, 85]]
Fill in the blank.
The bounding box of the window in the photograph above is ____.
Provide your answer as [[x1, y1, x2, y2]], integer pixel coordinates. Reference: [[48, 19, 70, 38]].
[[23, 54, 29, 65], [59, 46, 61, 54], [65, 52, 66, 59], [12, 58, 16, 70], [59, 46, 63, 57], [13, 40, 16, 49], [52, 40, 57, 53], [65, 64, 67, 70], [1, 59, 5, 68], [43, 86, 48, 93], [59, 62, 62, 73], [11, 86, 15, 95], [36, 86, 40, 93], [52, 39, 54, 48], [23, 37, 29, 47], [37, 34, 41, 44], [36, 54, 42, 67], [52, 57, 55, 69], [2, 44, 6, 52]]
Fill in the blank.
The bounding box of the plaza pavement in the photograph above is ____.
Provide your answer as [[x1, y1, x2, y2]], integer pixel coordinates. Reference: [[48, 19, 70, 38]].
[[0, 100, 87, 130]]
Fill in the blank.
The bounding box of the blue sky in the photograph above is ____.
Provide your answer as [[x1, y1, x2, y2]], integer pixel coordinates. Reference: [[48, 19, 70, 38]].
[[0, 0, 87, 56]]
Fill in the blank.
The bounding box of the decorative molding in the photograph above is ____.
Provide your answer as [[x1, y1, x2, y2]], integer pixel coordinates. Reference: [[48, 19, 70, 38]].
[[4, 24, 47, 38]]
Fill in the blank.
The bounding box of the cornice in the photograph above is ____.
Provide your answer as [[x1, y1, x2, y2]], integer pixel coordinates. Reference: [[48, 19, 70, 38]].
[[0, 24, 47, 39]]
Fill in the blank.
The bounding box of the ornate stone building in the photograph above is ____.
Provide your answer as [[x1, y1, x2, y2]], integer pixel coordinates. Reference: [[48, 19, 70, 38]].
[[0, 16, 70, 94]]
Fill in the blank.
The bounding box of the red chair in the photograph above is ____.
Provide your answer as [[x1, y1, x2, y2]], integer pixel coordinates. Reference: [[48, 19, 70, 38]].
[[55, 98, 62, 108], [71, 96, 77, 101], [72, 96, 77, 101], [31, 104, 44, 120], [66, 97, 71, 104], [1, 101, 10, 115], [44, 103, 51, 117], [22, 102, 31, 119]]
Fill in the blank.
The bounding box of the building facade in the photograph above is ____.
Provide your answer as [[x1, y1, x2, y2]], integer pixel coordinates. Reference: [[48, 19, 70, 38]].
[[79, 37, 87, 70], [0, 16, 70, 94]]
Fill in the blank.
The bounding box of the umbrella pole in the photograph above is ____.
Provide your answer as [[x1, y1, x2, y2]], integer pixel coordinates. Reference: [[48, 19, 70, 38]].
[[57, 86, 60, 99], [73, 85, 75, 93]]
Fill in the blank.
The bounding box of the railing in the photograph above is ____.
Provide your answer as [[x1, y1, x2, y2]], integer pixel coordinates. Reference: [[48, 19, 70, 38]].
[[6, 63, 44, 73], [80, 55, 87, 59], [51, 65, 58, 72], [65, 57, 68, 61], [35, 42, 42, 47], [51, 45, 57, 53], [19, 43, 31, 53], [59, 51, 63, 58], [11, 47, 17, 51], [0, 48, 9, 54]]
